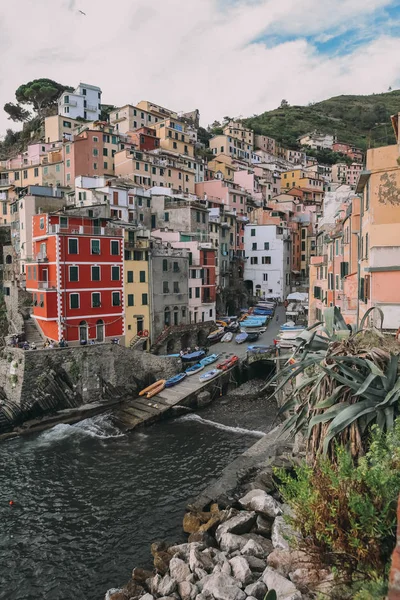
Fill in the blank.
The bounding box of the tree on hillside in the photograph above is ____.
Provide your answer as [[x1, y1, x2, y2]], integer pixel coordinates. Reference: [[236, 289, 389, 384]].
[[3, 102, 31, 122], [12, 78, 73, 119], [280, 99, 290, 108]]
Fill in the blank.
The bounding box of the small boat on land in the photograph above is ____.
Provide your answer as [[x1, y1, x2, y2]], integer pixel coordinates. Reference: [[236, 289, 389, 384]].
[[226, 322, 240, 333], [165, 373, 187, 388], [217, 355, 239, 371], [146, 381, 166, 398], [139, 379, 166, 396], [207, 328, 225, 343], [247, 345, 274, 354], [185, 363, 204, 376], [246, 331, 261, 342], [181, 350, 206, 363], [221, 332, 233, 343], [199, 368, 222, 382], [200, 353, 219, 367], [236, 332, 248, 344]]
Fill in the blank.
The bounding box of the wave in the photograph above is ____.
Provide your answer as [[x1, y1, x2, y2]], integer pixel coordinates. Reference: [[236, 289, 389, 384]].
[[37, 414, 124, 443], [177, 414, 265, 437]]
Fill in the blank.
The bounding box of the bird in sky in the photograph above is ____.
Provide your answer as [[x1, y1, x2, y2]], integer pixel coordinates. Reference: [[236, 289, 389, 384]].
[[78, 9, 86, 15]]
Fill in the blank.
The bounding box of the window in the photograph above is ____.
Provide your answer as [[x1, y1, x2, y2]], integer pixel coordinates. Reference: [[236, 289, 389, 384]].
[[104, 162, 108, 169], [301, 241, 306, 251], [163, 259, 168, 272], [93, 136, 98, 143], [252, 242, 257, 251], [103, 148, 108, 157], [127, 271, 134, 283], [328, 273, 334, 290], [262, 256, 271, 264], [142, 293, 148, 305], [39, 217, 45, 230], [195, 287, 200, 298], [91, 266, 100, 281], [23, 170, 28, 179], [112, 291, 121, 306], [263, 274, 268, 281], [70, 293, 79, 309], [127, 294, 134, 307], [173, 282, 180, 293], [164, 212, 169, 222], [251, 229, 256, 237], [93, 163, 97, 170], [66, 145, 70, 155], [189, 288, 192, 299], [301, 229, 306, 239], [91, 239, 100, 255], [250, 257, 258, 265], [111, 240, 119, 255], [335, 275, 339, 290], [111, 266, 120, 280], [264, 242, 270, 250], [139, 271, 145, 283], [68, 238, 78, 254], [34, 167, 39, 177], [365, 233, 369, 259], [314, 286, 321, 299], [163, 281, 169, 293], [14, 171, 20, 181], [173, 261, 179, 272], [69, 266, 79, 282], [92, 292, 101, 308], [93, 148, 99, 157]]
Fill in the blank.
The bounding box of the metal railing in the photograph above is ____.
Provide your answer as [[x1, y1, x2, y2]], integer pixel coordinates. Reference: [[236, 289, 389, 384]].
[[49, 224, 123, 237], [37, 281, 56, 290]]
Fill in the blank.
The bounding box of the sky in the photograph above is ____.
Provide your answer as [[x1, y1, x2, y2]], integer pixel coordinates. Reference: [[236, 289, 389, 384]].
[[1, 0, 400, 137]]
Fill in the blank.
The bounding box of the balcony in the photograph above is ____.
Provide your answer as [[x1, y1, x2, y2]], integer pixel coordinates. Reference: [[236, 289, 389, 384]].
[[86, 104, 98, 112], [125, 238, 149, 249], [36, 252, 48, 262], [49, 224, 123, 237], [64, 99, 77, 107], [0, 177, 10, 187], [37, 281, 56, 290], [310, 254, 327, 266]]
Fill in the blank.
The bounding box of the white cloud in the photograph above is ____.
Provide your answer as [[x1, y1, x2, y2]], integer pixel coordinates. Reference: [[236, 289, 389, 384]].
[[0, 0, 399, 137]]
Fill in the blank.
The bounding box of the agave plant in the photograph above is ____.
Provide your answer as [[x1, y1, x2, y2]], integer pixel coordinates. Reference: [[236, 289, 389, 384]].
[[269, 307, 400, 460]]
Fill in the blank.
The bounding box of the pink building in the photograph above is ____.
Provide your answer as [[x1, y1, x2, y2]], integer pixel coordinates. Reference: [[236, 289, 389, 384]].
[[195, 180, 248, 214]]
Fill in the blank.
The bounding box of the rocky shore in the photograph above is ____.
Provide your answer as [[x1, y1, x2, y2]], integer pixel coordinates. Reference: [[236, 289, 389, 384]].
[[106, 433, 332, 600]]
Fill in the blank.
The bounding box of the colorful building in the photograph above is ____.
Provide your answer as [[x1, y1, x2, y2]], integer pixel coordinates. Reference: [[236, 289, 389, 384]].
[[26, 212, 124, 343]]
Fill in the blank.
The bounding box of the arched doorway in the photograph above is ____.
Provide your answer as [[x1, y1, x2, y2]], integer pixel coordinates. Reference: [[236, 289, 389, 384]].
[[181, 333, 190, 350], [79, 321, 88, 343], [244, 280, 254, 295], [197, 330, 207, 346], [5, 255, 12, 264], [96, 319, 104, 342], [166, 339, 175, 354], [173, 306, 179, 326], [255, 284, 261, 297], [164, 307, 171, 327]]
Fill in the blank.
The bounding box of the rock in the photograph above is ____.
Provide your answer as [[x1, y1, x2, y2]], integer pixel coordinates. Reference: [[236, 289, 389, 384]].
[[271, 517, 301, 551], [221, 560, 232, 576], [229, 556, 252, 585], [149, 574, 162, 596], [213, 564, 222, 574], [186, 573, 196, 584], [246, 556, 267, 572], [177, 581, 199, 600], [132, 567, 154, 585], [197, 391, 212, 407], [202, 573, 247, 600], [255, 515, 273, 537], [151, 543, 173, 575], [188, 531, 217, 547], [194, 568, 208, 580], [241, 534, 273, 557], [267, 549, 294, 577], [210, 503, 220, 513], [199, 514, 222, 534], [169, 542, 204, 561], [196, 594, 212, 600], [158, 574, 177, 597], [239, 490, 282, 518], [289, 566, 334, 595], [262, 567, 302, 600], [169, 557, 191, 583], [140, 595, 154, 600], [183, 512, 203, 534], [215, 512, 257, 543], [105, 591, 127, 600], [244, 581, 267, 600], [240, 539, 265, 559], [219, 533, 247, 554], [189, 546, 214, 573], [124, 579, 144, 598]]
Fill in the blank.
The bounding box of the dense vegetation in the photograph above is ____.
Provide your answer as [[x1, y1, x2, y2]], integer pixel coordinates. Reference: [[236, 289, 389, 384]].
[[243, 90, 400, 151]]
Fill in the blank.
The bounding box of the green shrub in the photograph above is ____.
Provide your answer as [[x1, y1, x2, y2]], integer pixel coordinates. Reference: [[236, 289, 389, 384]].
[[275, 421, 400, 577]]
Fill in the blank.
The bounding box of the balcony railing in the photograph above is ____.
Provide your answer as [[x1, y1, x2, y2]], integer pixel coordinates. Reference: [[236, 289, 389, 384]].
[[37, 281, 56, 290], [49, 224, 123, 237], [36, 252, 48, 262]]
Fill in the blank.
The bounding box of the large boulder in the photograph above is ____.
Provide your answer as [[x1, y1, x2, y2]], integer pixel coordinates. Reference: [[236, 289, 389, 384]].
[[215, 512, 257, 543], [244, 581, 267, 600], [239, 490, 282, 518], [177, 581, 199, 600], [157, 574, 177, 597], [202, 573, 247, 600], [271, 517, 301, 551], [188, 531, 217, 547], [246, 556, 267, 572], [262, 567, 302, 600], [183, 512, 203, 534], [169, 542, 204, 561], [139, 595, 154, 600], [169, 557, 191, 583], [255, 515, 273, 537], [219, 533, 248, 554], [189, 546, 214, 573], [241, 533, 273, 557], [240, 539, 266, 559], [132, 567, 154, 585], [229, 556, 252, 585]]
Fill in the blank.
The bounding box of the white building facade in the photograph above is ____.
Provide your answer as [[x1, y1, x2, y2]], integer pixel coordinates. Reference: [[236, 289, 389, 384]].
[[244, 224, 291, 301], [58, 83, 102, 121]]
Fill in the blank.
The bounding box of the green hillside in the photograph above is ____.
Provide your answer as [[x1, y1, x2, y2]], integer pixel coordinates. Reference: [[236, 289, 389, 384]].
[[243, 90, 400, 152]]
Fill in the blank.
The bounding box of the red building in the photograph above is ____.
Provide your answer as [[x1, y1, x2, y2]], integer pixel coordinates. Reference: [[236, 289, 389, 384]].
[[26, 213, 124, 344], [332, 142, 363, 163], [128, 127, 160, 152]]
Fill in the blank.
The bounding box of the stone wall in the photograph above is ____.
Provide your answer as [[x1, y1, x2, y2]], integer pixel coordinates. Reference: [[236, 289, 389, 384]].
[[154, 321, 216, 355], [0, 344, 180, 433]]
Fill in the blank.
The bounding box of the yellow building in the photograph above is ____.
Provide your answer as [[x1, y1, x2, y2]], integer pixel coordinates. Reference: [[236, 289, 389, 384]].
[[124, 228, 151, 348], [207, 157, 236, 181], [44, 115, 81, 143], [151, 118, 194, 158], [223, 121, 254, 147]]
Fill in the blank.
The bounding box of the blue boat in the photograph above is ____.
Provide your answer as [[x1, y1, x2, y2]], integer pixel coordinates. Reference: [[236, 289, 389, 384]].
[[181, 350, 206, 363], [236, 332, 248, 344], [246, 331, 261, 342], [200, 353, 219, 367], [199, 368, 222, 382], [185, 363, 204, 376], [165, 373, 187, 388], [247, 345, 274, 354]]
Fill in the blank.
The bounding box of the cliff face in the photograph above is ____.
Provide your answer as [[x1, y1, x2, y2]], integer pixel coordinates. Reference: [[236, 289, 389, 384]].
[[0, 345, 179, 434]]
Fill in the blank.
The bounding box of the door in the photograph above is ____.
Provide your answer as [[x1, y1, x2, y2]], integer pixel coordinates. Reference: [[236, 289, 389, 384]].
[[96, 320, 104, 342], [79, 321, 88, 343], [136, 318, 143, 335], [42, 268, 48, 288]]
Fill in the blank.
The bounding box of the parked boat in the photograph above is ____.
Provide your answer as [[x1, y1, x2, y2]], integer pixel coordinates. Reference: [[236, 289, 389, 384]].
[[226, 322, 240, 333], [199, 368, 222, 382], [185, 363, 204, 376], [200, 353, 219, 367], [139, 379, 166, 397], [146, 381, 166, 398], [165, 373, 187, 388], [246, 331, 261, 342], [221, 332, 233, 343], [217, 355, 239, 371], [247, 345, 274, 354], [236, 332, 249, 344], [181, 350, 206, 363], [207, 328, 225, 343]]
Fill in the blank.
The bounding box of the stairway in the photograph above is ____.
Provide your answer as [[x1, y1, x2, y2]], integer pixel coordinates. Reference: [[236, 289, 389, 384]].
[[24, 318, 44, 346], [130, 333, 149, 350]]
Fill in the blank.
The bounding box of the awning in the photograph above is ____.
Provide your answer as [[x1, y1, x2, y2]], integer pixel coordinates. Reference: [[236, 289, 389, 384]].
[[355, 170, 371, 194], [287, 292, 308, 301]]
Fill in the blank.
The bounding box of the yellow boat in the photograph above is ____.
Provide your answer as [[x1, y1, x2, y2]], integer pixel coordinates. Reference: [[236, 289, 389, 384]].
[[139, 379, 165, 396], [146, 381, 166, 399]]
